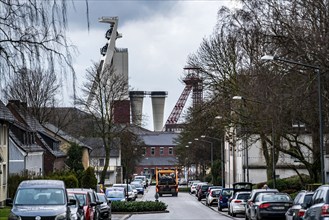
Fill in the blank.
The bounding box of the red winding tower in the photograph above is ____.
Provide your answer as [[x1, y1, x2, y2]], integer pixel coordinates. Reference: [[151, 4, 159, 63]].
[[164, 67, 203, 131]]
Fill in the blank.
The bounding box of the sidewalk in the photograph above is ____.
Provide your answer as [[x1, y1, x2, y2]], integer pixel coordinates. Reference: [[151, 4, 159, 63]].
[[111, 214, 132, 220]]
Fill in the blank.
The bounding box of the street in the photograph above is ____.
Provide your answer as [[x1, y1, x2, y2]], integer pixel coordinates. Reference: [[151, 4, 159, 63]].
[[112, 186, 244, 220]]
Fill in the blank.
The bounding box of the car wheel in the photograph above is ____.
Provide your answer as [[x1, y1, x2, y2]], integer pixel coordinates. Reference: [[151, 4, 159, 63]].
[[232, 212, 236, 217], [218, 205, 222, 212]]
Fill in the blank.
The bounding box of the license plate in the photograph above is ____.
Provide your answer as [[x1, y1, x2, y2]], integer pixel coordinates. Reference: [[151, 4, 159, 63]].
[[272, 207, 285, 210]]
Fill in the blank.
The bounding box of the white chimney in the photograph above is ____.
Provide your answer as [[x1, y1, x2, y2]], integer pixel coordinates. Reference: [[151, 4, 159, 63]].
[[150, 91, 167, 131], [129, 91, 145, 126]]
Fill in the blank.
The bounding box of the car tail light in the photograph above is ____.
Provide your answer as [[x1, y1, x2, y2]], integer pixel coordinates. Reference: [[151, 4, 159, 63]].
[[234, 200, 242, 203], [259, 203, 270, 209], [321, 204, 329, 216], [298, 209, 305, 217], [219, 195, 223, 201]]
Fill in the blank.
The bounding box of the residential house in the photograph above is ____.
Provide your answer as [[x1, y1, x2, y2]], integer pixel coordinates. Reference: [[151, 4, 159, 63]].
[[82, 137, 121, 185], [137, 132, 179, 178], [0, 100, 15, 205], [7, 100, 66, 175], [225, 128, 310, 187], [43, 123, 92, 170]]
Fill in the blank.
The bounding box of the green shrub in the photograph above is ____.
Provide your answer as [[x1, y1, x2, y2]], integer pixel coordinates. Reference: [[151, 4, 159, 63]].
[[178, 187, 190, 192], [111, 201, 167, 212]]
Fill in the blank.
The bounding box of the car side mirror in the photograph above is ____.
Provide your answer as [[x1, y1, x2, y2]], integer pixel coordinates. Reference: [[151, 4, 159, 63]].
[[90, 202, 97, 207], [6, 198, 13, 207]]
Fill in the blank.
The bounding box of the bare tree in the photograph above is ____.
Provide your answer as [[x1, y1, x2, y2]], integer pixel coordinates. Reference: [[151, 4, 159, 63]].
[[3, 67, 60, 123], [184, 0, 329, 183], [76, 62, 129, 184], [0, 0, 77, 99]]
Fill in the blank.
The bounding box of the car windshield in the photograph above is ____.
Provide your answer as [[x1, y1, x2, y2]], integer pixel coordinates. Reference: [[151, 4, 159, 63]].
[[131, 183, 142, 188], [15, 188, 65, 205], [98, 194, 107, 203], [73, 193, 86, 206], [107, 191, 125, 198], [237, 193, 250, 200], [260, 194, 291, 202]]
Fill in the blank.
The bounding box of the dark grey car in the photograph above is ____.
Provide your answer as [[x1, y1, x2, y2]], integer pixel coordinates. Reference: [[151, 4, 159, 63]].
[[6, 179, 75, 220], [304, 185, 329, 220], [285, 190, 314, 220]]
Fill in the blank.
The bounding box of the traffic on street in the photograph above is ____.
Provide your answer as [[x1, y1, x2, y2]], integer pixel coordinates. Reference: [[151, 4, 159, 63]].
[[113, 185, 243, 220]]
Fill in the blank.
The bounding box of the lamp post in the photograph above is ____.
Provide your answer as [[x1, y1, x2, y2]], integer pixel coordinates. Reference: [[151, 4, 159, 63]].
[[194, 138, 214, 183], [261, 55, 324, 184], [201, 135, 225, 187], [232, 96, 250, 182]]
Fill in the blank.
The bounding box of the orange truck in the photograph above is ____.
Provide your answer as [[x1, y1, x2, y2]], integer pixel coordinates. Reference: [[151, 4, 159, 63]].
[[155, 167, 178, 197]]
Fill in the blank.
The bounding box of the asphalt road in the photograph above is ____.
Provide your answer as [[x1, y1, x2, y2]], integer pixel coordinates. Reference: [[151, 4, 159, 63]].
[[111, 185, 244, 220]]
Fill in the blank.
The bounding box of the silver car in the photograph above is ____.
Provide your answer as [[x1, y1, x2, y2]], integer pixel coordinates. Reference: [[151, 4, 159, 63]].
[[228, 191, 250, 217]]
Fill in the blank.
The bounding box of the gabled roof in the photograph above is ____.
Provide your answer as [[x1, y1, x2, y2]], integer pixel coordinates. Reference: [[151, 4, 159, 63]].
[[0, 100, 15, 122], [43, 123, 92, 150], [9, 130, 44, 153], [7, 100, 65, 158], [81, 137, 120, 157], [139, 132, 179, 146]]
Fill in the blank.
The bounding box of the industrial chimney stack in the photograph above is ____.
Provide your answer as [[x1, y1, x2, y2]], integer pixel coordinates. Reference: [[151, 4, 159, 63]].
[[150, 91, 167, 131], [129, 91, 145, 127]]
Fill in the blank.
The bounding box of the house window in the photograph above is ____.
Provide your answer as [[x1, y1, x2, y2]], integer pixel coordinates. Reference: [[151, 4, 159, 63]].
[[143, 168, 148, 174], [142, 147, 146, 155], [169, 147, 173, 155], [160, 147, 164, 155], [99, 158, 105, 166], [151, 147, 155, 155]]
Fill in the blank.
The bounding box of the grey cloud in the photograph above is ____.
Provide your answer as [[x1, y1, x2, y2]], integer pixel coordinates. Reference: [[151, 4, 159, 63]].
[[67, 1, 176, 30]]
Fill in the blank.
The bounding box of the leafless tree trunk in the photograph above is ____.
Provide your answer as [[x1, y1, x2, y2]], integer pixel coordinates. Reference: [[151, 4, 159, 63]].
[[76, 62, 129, 184]]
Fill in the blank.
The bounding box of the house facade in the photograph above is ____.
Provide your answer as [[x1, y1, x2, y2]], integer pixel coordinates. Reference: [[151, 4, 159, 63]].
[[225, 130, 311, 187], [136, 132, 179, 178], [6, 100, 66, 175], [43, 123, 91, 170], [82, 137, 121, 186], [0, 100, 15, 205]]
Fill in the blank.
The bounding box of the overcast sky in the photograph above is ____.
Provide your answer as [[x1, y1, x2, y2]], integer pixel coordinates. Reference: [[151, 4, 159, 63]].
[[65, 0, 238, 131]]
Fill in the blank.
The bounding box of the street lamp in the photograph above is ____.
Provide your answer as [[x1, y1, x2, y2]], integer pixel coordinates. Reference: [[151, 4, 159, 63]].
[[261, 55, 324, 184], [201, 135, 225, 187], [194, 138, 214, 183], [232, 96, 250, 182]]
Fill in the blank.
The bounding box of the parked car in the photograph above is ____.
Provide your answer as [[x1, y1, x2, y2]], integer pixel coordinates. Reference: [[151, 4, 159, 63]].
[[105, 187, 126, 202], [67, 188, 101, 220], [133, 176, 147, 188], [304, 185, 329, 220], [228, 191, 251, 217], [197, 184, 213, 201], [285, 190, 314, 220], [130, 182, 144, 195], [68, 193, 85, 220], [190, 181, 202, 194], [206, 188, 222, 206], [194, 182, 208, 197], [130, 184, 138, 200], [245, 188, 279, 220], [112, 183, 135, 201], [249, 192, 292, 220], [217, 188, 233, 211], [96, 193, 111, 220], [6, 180, 75, 220]]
